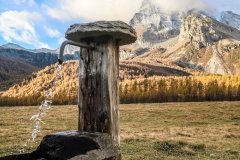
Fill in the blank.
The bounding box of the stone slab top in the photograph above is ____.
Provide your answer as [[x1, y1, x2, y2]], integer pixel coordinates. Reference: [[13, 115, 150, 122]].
[[65, 21, 137, 46]]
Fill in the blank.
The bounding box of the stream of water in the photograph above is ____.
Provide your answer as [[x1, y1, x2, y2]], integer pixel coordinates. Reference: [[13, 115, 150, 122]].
[[19, 64, 62, 153]]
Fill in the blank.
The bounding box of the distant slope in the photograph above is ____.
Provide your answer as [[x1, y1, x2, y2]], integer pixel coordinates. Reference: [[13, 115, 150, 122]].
[[1, 61, 78, 105], [0, 55, 38, 91], [0, 43, 80, 91], [0, 47, 58, 68]]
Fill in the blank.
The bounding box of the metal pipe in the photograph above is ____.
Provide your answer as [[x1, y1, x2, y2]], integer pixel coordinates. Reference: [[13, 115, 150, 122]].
[[58, 40, 94, 64]]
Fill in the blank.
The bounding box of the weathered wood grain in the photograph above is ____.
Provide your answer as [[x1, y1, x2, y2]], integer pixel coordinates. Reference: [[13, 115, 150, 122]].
[[78, 36, 120, 145]]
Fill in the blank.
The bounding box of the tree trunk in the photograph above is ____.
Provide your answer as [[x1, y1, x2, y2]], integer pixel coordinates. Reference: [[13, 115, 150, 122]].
[[78, 36, 120, 146]]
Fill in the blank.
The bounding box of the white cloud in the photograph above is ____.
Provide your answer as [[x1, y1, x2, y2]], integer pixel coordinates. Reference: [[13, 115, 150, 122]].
[[0, 10, 49, 48], [43, 0, 143, 23], [43, 0, 215, 23], [43, 26, 61, 38], [151, 0, 212, 12]]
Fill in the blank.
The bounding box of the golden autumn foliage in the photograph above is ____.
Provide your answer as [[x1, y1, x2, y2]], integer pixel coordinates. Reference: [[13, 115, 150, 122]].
[[0, 61, 240, 106]]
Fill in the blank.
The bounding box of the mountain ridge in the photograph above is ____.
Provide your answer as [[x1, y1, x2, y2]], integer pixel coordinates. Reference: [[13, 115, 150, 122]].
[[0, 43, 79, 90], [120, 0, 240, 75]]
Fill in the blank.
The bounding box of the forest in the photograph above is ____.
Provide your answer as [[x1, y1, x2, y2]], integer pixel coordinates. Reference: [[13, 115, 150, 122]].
[[0, 63, 239, 106], [120, 76, 240, 103]]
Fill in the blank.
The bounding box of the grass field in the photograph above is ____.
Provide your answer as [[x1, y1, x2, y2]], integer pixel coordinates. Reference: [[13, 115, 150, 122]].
[[0, 102, 240, 159]]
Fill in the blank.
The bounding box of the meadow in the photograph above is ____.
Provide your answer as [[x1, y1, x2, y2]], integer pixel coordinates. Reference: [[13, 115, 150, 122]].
[[0, 102, 240, 159]]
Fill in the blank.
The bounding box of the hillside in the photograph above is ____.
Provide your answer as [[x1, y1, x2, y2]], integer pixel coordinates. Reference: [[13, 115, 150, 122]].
[[0, 43, 79, 90], [1, 61, 240, 106], [0, 61, 78, 105], [0, 55, 37, 91]]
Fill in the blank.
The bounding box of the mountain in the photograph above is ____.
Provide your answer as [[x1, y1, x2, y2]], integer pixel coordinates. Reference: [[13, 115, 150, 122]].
[[120, 0, 240, 75], [0, 43, 79, 91], [0, 55, 38, 91], [130, 0, 184, 44], [127, 0, 183, 53], [31, 48, 56, 54], [220, 11, 240, 30], [0, 43, 80, 67], [0, 45, 57, 68], [120, 0, 185, 60], [172, 11, 240, 74], [0, 43, 26, 50]]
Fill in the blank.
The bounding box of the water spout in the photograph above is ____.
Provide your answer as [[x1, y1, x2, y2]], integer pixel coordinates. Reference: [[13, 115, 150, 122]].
[[58, 40, 94, 64]]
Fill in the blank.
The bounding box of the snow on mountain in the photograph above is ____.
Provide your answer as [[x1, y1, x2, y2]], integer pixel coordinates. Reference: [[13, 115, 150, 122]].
[[0, 43, 26, 50], [31, 48, 57, 53], [220, 11, 240, 30], [0, 42, 80, 55]]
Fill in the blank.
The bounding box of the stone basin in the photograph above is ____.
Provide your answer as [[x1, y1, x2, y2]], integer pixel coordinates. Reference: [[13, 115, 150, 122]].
[[0, 131, 121, 160]]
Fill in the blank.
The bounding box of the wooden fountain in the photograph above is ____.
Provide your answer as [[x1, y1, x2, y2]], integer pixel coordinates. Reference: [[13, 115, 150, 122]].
[[1, 21, 136, 160]]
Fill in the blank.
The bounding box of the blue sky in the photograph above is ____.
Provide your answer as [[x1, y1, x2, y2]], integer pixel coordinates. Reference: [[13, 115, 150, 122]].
[[0, 0, 239, 49]]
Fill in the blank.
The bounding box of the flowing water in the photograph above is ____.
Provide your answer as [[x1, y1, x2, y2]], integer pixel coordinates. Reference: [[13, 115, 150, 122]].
[[19, 64, 63, 153]]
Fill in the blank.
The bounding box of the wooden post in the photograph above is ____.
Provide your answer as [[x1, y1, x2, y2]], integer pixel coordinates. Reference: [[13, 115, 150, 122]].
[[65, 21, 137, 148], [78, 37, 120, 145]]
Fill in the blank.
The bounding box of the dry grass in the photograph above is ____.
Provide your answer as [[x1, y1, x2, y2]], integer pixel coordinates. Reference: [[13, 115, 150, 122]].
[[0, 102, 240, 159]]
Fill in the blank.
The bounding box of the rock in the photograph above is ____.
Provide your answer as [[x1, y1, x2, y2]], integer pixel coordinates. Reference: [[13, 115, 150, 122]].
[[66, 21, 137, 46], [135, 47, 150, 56], [0, 131, 121, 160], [36, 131, 121, 160], [0, 153, 36, 160], [130, 0, 184, 44]]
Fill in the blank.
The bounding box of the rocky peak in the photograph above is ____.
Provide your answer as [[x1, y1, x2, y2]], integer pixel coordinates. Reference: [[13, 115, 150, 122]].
[[129, 0, 185, 45], [130, 0, 161, 27], [186, 9, 212, 18], [220, 11, 240, 30], [179, 11, 240, 49]]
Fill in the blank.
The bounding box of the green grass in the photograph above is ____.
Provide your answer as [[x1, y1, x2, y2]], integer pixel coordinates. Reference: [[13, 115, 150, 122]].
[[0, 102, 240, 159]]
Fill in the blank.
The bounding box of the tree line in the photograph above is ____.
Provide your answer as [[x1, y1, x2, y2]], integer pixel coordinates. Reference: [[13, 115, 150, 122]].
[[120, 77, 240, 103], [0, 61, 240, 106]]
